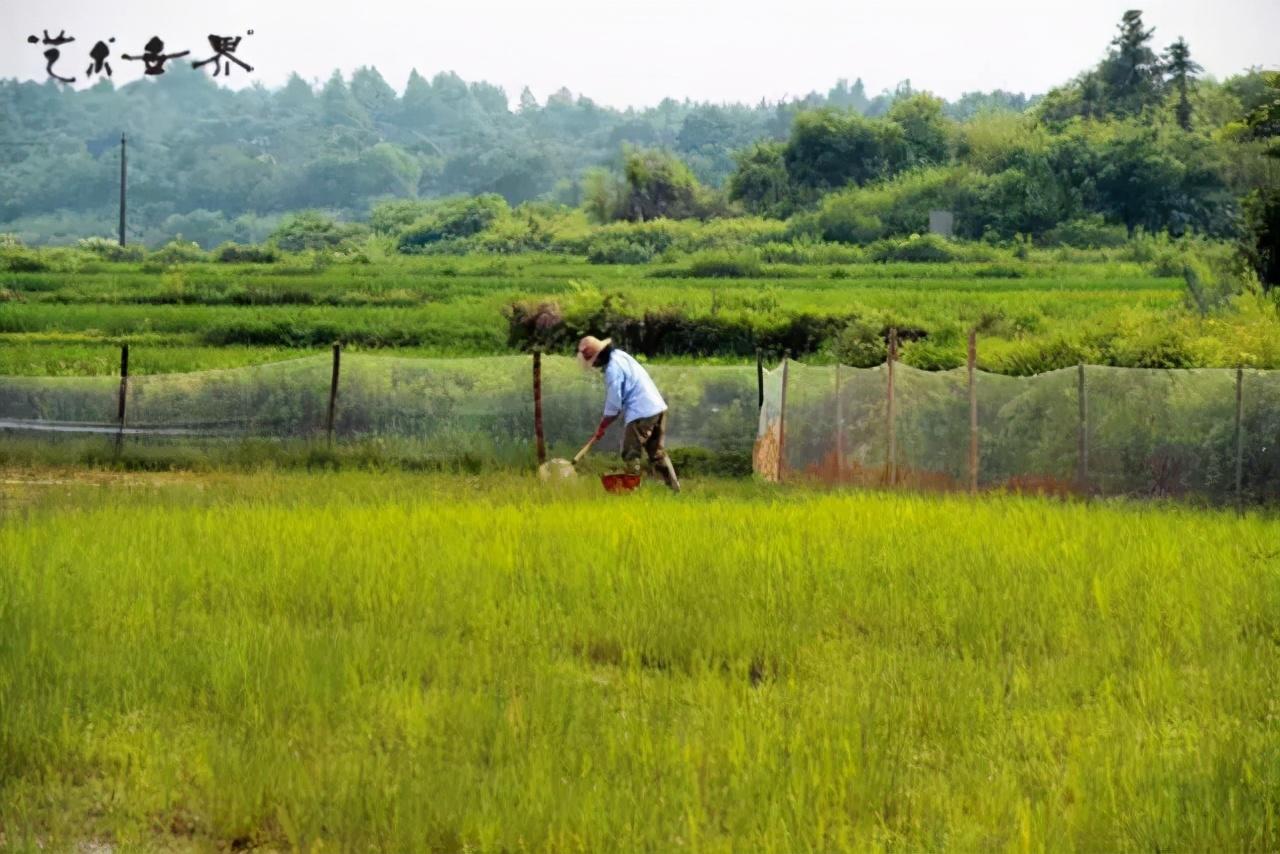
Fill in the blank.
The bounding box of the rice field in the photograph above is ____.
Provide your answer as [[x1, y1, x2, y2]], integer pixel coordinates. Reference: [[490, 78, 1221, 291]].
[[1, 471, 1277, 850], [5, 253, 1279, 377]]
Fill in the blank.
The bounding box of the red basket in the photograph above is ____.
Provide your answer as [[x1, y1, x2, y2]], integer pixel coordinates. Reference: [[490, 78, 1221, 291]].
[[600, 473, 642, 493]]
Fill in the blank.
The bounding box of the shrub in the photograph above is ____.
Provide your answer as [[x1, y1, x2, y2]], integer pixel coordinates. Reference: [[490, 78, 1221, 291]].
[[271, 212, 369, 253], [396, 195, 509, 252], [816, 167, 979, 244], [0, 246, 48, 272], [989, 337, 1096, 376], [833, 319, 889, 367], [900, 340, 963, 370], [215, 242, 279, 264], [973, 264, 1024, 279], [868, 234, 959, 263], [1109, 327, 1200, 368], [77, 236, 146, 262], [369, 199, 437, 235], [1181, 255, 1243, 317], [1039, 216, 1129, 249], [587, 237, 655, 265], [756, 241, 864, 264], [150, 239, 206, 265], [683, 251, 762, 278], [504, 300, 566, 351]]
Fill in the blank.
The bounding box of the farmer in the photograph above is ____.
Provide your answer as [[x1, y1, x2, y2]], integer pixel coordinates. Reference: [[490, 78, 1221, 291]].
[[578, 335, 681, 492]]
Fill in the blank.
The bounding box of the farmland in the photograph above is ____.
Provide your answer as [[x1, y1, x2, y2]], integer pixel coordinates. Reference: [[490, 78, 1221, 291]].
[[3, 248, 1279, 378], [1, 471, 1277, 850]]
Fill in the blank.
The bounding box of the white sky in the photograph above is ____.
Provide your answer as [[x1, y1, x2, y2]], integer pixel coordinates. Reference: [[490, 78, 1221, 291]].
[[2, 0, 1277, 108]]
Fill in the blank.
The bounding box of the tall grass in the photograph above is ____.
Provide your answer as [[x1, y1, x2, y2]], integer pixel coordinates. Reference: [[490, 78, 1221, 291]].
[[1, 473, 1277, 850]]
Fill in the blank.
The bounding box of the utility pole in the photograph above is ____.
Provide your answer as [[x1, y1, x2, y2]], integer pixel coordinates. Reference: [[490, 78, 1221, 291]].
[[118, 133, 127, 247]]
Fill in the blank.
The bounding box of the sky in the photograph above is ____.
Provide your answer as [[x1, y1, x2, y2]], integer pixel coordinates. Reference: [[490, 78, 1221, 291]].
[[2, 0, 1277, 109]]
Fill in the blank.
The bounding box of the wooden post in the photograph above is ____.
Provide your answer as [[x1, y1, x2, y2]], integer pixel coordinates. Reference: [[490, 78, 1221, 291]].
[[968, 330, 978, 495], [1076, 362, 1088, 492], [114, 343, 129, 452], [326, 343, 341, 446], [1235, 367, 1244, 515], [533, 350, 546, 465], [886, 328, 898, 486], [834, 362, 845, 483], [118, 133, 127, 247], [756, 349, 764, 411], [777, 354, 790, 483]]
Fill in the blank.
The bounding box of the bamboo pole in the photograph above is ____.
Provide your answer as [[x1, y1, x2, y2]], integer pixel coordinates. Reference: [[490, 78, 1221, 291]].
[[326, 343, 341, 447], [756, 348, 764, 411], [968, 330, 978, 495], [1076, 362, 1088, 493], [886, 329, 898, 486], [835, 362, 845, 483], [1235, 367, 1244, 515], [777, 354, 790, 483], [114, 343, 129, 453], [533, 350, 546, 465]]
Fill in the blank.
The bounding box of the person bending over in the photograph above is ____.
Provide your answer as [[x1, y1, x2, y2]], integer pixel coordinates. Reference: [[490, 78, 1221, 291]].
[[578, 335, 680, 492]]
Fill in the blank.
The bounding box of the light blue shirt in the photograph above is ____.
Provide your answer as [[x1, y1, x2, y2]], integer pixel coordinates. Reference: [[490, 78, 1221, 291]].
[[602, 349, 667, 424]]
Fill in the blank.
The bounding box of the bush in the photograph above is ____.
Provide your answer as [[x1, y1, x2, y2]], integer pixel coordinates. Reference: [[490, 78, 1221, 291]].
[[0, 246, 49, 272], [558, 217, 789, 258], [816, 167, 979, 244], [270, 212, 369, 253], [1109, 327, 1200, 368], [989, 337, 1095, 376], [1039, 216, 1129, 249], [900, 339, 963, 370], [868, 234, 959, 263], [682, 251, 762, 278], [150, 239, 206, 265], [396, 195, 510, 252], [369, 199, 437, 235], [587, 236, 655, 265], [756, 241, 864, 264], [77, 236, 146, 262], [504, 300, 566, 351], [833, 319, 888, 367], [215, 242, 279, 264]]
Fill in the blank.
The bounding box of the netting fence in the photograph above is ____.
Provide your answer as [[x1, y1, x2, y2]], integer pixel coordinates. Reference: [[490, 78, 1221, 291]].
[[2, 345, 1277, 506], [755, 354, 1280, 506], [0, 350, 759, 465]]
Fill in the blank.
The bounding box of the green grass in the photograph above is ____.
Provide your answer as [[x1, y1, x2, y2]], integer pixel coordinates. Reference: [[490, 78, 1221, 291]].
[[1, 471, 1277, 850], [4, 253, 1279, 375]]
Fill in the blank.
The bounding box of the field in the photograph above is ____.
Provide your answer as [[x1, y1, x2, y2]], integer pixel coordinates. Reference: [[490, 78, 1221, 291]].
[[3, 252, 1279, 378], [1, 471, 1278, 850]]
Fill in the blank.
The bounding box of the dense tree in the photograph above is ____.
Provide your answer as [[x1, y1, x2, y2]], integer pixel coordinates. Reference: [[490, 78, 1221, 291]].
[[726, 142, 793, 217], [783, 109, 902, 190], [618, 148, 713, 221], [1100, 10, 1164, 117], [1235, 72, 1280, 289], [887, 94, 953, 167], [1163, 38, 1202, 131], [826, 78, 870, 113], [0, 23, 1268, 252]]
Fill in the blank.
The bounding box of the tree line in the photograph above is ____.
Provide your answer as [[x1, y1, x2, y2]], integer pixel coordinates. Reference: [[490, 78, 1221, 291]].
[[0, 10, 1276, 286]]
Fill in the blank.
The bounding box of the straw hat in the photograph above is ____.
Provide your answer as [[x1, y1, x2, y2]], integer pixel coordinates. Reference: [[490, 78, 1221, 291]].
[[576, 335, 612, 369]]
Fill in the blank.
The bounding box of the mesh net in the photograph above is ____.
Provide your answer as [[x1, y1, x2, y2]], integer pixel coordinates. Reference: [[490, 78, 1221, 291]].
[[758, 358, 1280, 505], [0, 354, 757, 463], [2, 352, 1277, 505]]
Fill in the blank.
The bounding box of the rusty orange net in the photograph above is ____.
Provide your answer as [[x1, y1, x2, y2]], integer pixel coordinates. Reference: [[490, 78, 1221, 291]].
[[756, 359, 1280, 506]]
